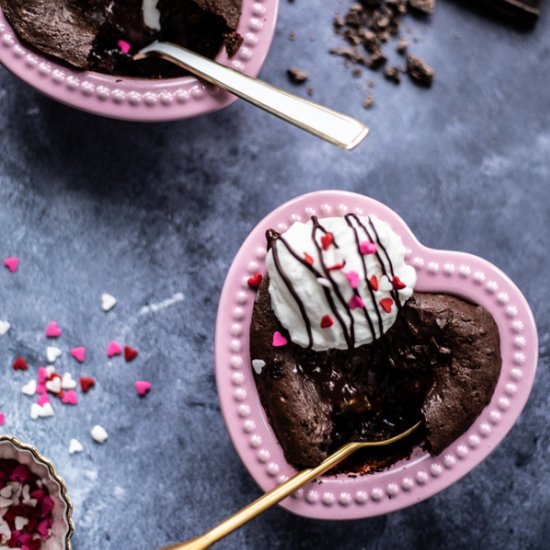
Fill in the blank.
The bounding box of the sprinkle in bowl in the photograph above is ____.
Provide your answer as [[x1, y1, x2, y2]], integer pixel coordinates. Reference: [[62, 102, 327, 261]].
[[215, 190, 538, 520], [0, 0, 279, 121]]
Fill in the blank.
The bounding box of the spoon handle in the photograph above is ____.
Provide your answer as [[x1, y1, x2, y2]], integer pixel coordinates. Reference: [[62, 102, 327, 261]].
[[136, 42, 369, 151], [159, 442, 361, 550]]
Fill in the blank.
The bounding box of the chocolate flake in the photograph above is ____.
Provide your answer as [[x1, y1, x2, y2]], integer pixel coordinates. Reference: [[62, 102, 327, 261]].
[[406, 54, 434, 86], [287, 67, 309, 84]]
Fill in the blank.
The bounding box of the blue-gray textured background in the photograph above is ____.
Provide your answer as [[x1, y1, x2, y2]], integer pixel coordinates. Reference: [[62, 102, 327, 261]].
[[0, 1, 549, 549]]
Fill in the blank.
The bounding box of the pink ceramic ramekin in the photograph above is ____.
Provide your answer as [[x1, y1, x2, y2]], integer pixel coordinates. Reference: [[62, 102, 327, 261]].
[[0, 1, 279, 121], [215, 190, 538, 520]]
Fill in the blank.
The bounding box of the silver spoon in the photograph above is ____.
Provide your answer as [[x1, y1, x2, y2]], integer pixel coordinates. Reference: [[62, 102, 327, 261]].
[[135, 42, 369, 150]]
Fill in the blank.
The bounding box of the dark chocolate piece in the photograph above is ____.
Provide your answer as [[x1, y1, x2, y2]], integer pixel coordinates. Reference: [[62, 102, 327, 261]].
[[406, 54, 434, 86], [287, 67, 309, 84]]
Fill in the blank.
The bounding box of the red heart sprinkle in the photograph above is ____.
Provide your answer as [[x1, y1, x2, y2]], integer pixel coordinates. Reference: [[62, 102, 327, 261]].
[[321, 233, 334, 250], [392, 275, 407, 290], [247, 273, 263, 290], [380, 298, 394, 313], [327, 262, 345, 271], [12, 356, 28, 371], [80, 376, 96, 393], [124, 346, 139, 362], [369, 275, 379, 291], [320, 315, 334, 328], [304, 252, 314, 265]]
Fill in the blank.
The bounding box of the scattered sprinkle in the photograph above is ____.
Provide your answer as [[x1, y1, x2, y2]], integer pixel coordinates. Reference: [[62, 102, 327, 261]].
[[349, 295, 365, 310], [101, 293, 118, 312], [21, 380, 37, 396], [117, 39, 131, 54], [272, 331, 288, 347], [91, 425, 108, 444], [304, 252, 314, 265], [320, 232, 334, 250], [46, 346, 62, 363], [3, 256, 19, 273], [30, 402, 54, 420], [61, 373, 77, 390], [0, 412, 4, 426], [107, 341, 123, 358], [124, 345, 138, 362], [392, 275, 407, 290], [360, 241, 377, 255], [247, 272, 263, 290], [68, 438, 84, 455], [62, 390, 78, 406], [346, 271, 360, 289], [80, 376, 96, 394], [45, 378, 62, 395], [327, 262, 346, 271], [12, 356, 29, 371], [320, 315, 334, 329], [370, 275, 379, 291], [0, 320, 11, 336], [70, 346, 86, 363], [252, 359, 266, 374], [45, 321, 62, 338], [380, 297, 394, 313], [135, 380, 151, 397], [36, 393, 50, 407]]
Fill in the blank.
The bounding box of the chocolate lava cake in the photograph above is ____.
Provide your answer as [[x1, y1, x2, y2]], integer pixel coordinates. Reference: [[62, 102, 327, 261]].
[[249, 216, 501, 472], [0, 0, 243, 77]]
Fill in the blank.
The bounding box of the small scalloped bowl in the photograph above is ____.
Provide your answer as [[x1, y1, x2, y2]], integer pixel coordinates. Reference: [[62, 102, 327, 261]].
[[0, 0, 278, 121], [0, 435, 74, 548], [215, 190, 538, 520]]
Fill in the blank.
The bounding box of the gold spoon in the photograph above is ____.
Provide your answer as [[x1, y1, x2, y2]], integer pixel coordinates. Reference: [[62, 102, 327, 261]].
[[160, 421, 422, 550], [135, 42, 369, 151]]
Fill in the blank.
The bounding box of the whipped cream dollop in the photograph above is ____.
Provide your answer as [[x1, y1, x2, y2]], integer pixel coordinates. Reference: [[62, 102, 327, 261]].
[[266, 215, 416, 351], [142, 0, 161, 31]]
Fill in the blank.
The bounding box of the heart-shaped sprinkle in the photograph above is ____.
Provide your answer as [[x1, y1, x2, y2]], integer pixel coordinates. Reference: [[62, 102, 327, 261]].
[[80, 376, 96, 393], [124, 346, 138, 362], [36, 393, 50, 406], [62, 390, 78, 405], [38, 367, 48, 384], [117, 39, 131, 54], [0, 320, 11, 336], [360, 241, 377, 255], [101, 293, 117, 312], [349, 295, 365, 310], [3, 257, 19, 273], [304, 252, 314, 265], [107, 341, 122, 357], [380, 297, 394, 313], [15, 516, 29, 531], [247, 273, 263, 290], [327, 262, 346, 271], [320, 315, 334, 328], [272, 331, 288, 347], [70, 346, 86, 363], [45, 321, 62, 338], [321, 232, 334, 250], [21, 380, 37, 396], [252, 359, 266, 374], [46, 346, 62, 363], [12, 356, 28, 371], [91, 424, 108, 444], [392, 275, 407, 290], [0, 412, 4, 427], [0, 485, 12, 499], [316, 277, 331, 288], [346, 271, 360, 289], [135, 380, 151, 397], [68, 438, 84, 455], [61, 372, 77, 390], [45, 378, 62, 394], [30, 402, 54, 420], [369, 275, 379, 291]]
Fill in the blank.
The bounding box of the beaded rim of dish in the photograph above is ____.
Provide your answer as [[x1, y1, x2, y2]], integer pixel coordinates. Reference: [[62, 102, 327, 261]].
[[227, 200, 530, 508], [0, 435, 74, 548], [0, 1, 270, 107]]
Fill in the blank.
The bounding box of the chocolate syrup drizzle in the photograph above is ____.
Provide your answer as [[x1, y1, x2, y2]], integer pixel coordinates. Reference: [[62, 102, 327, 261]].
[[267, 215, 404, 351]]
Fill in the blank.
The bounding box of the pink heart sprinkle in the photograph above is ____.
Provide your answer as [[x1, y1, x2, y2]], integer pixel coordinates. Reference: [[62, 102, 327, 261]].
[[272, 331, 288, 347], [0, 412, 4, 426], [36, 383, 47, 395], [37, 393, 50, 406], [62, 390, 78, 405], [346, 271, 360, 289], [38, 367, 48, 384], [45, 321, 62, 338], [359, 241, 377, 255], [349, 295, 365, 310], [3, 256, 19, 272], [70, 346, 86, 363], [107, 341, 123, 357], [135, 380, 152, 397], [117, 40, 131, 54]]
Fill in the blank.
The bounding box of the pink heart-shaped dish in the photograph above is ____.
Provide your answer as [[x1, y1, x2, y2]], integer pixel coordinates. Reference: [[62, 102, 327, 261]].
[[215, 191, 538, 519]]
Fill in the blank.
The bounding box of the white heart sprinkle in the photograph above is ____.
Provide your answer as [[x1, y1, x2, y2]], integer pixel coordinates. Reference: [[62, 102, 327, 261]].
[[21, 379, 37, 396], [68, 438, 84, 455], [46, 365, 56, 377], [61, 372, 77, 390], [46, 378, 62, 394], [40, 402, 54, 418], [0, 320, 11, 336], [30, 403, 41, 420], [91, 425, 108, 444], [101, 293, 117, 312], [0, 486, 12, 499], [0, 496, 12, 508], [46, 346, 62, 363], [252, 359, 266, 375], [14, 516, 28, 531]]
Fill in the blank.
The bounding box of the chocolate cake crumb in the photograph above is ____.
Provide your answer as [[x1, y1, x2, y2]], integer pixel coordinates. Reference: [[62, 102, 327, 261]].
[[396, 38, 409, 54], [363, 95, 375, 109], [409, 0, 436, 14], [289, 31, 296, 41], [287, 67, 309, 84], [352, 68, 363, 78], [224, 31, 244, 57], [384, 66, 401, 83], [406, 54, 434, 86], [307, 86, 315, 96]]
